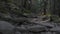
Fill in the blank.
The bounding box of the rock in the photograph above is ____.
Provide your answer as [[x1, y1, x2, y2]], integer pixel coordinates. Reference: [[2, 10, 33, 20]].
[[50, 26, 60, 32], [25, 25, 47, 32], [15, 31, 21, 34], [0, 21, 15, 34], [17, 25, 27, 31]]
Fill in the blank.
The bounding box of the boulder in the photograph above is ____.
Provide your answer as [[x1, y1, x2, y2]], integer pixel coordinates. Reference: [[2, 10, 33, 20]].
[[0, 21, 15, 34]]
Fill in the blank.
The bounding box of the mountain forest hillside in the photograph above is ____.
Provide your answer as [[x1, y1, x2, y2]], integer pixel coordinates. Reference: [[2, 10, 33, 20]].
[[0, 0, 60, 34]]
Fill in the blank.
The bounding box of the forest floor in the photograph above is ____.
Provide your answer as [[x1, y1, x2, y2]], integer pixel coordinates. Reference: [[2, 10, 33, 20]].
[[0, 13, 60, 34]]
